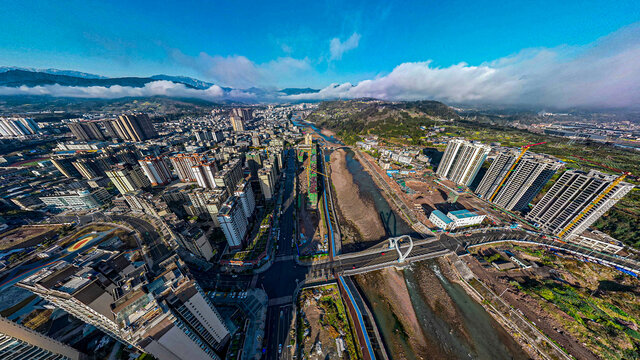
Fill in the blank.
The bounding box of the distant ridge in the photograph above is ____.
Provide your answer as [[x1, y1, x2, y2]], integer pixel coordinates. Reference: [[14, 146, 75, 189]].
[[0, 68, 321, 100], [279, 88, 319, 95], [0, 66, 107, 79], [0, 69, 205, 89]]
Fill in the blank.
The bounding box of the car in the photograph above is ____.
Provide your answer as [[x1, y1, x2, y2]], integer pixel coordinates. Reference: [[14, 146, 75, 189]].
[[381, 252, 385, 255], [352, 265, 356, 269]]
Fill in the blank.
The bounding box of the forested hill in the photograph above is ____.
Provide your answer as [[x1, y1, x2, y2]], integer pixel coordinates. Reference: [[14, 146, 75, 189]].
[[306, 99, 460, 142]]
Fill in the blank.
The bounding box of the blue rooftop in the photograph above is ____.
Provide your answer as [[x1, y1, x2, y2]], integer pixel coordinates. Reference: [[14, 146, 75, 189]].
[[449, 209, 479, 219], [431, 210, 453, 224]]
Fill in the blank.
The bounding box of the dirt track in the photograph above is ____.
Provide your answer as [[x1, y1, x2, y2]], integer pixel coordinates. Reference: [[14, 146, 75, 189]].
[[329, 149, 386, 243]]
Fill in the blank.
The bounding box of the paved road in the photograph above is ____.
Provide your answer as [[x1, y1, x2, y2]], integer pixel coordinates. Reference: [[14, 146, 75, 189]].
[[258, 149, 309, 360], [109, 214, 170, 269]]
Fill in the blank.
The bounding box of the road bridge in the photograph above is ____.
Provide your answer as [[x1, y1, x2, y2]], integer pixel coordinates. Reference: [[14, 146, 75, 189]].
[[307, 228, 640, 277]]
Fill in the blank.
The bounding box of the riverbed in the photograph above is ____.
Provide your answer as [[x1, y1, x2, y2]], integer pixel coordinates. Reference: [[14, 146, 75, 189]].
[[333, 148, 419, 251], [356, 260, 530, 359]]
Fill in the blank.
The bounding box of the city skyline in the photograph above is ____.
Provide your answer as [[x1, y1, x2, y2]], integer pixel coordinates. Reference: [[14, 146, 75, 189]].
[[1, 3, 640, 359], [0, 1, 639, 107]]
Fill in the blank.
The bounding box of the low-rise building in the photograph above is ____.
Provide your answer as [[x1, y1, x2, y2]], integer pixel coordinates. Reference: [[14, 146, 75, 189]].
[[429, 209, 485, 229], [39, 189, 111, 211]]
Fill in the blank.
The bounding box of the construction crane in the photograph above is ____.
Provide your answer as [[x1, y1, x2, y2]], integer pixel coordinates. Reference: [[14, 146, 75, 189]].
[[489, 142, 547, 201], [557, 156, 631, 238], [306, 165, 327, 177]]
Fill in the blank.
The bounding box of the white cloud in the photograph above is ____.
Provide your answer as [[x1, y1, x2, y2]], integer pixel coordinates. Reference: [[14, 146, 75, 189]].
[[329, 33, 361, 60], [0, 81, 255, 101], [290, 23, 640, 108], [169, 49, 311, 88]]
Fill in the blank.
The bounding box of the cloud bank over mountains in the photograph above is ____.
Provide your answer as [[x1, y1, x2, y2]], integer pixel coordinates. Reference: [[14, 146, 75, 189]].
[[0, 23, 638, 108], [0, 80, 247, 100], [287, 23, 640, 108]]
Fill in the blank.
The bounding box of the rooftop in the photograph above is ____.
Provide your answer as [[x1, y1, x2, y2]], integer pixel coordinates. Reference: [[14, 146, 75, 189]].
[[448, 209, 481, 219], [431, 210, 453, 224]]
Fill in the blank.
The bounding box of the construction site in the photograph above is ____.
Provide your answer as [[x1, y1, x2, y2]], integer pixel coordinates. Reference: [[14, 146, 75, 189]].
[[296, 140, 329, 258]]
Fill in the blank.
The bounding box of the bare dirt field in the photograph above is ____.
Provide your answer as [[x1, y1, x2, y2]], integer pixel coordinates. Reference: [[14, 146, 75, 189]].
[[0, 225, 62, 250], [329, 149, 386, 243], [297, 285, 359, 359]]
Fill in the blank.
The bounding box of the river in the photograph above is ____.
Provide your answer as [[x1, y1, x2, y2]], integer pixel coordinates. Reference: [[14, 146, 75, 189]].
[[296, 119, 528, 358]]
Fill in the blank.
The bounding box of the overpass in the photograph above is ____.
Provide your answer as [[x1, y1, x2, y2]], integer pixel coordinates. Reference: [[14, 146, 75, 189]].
[[307, 229, 640, 277]]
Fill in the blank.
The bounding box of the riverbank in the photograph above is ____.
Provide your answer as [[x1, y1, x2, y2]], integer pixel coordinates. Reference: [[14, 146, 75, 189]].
[[355, 259, 531, 360], [353, 149, 431, 236], [465, 243, 640, 359], [329, 148, 386, 245]]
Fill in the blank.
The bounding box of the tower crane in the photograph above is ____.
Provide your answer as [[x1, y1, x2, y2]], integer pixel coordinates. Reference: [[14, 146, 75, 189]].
[[489, 142, 546, 201], [556, 156, 631, 238]]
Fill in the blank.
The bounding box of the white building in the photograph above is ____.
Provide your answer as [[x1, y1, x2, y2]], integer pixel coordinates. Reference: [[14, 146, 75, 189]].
[[526, 169, 634, 239], [447, 210, 486, 228], [234, 180, 256, 218], [429, 210, 453, 229], [106, 164, 150, 195], [217, 196, 248, 249], [139, 156, 173, 186], [0, 117, 40, 137], [429, 209, 485, 230], [436, 139, 490, 186], [39, 189, 111, 211]]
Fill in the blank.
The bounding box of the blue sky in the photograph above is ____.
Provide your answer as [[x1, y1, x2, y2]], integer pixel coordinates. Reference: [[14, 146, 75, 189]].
[[1, 1, 639, 107]]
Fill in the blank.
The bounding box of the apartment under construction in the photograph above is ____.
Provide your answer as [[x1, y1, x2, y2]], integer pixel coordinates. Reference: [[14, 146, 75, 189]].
[[526, 169, 634, 239], [476, 150, 562, 211]]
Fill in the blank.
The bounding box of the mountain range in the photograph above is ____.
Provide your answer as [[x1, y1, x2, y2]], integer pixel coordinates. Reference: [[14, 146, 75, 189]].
[[0, 67, 320, 102]]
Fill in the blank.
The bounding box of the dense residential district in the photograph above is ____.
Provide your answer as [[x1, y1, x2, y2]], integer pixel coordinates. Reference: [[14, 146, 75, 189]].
[[0, 100, 639, 360]]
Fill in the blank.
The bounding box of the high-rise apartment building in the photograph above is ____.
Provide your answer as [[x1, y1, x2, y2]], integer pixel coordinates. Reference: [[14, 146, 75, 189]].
[[179, 188, 229, 226], [51, 157, 82, 178], [72, 159, 100, 179], [258, 165, 276, 200], [436, 139, 490, 186], [213, 158, 243, 191], [230, 116, 245, 132], [0, 117, 40, 137], [526, 170, 634, 239], [217, 196, 248, 249], [212, 130, 225, 143], [170, 153, 206, 182], [476, 151, 561, 211], [139, 156, 173, 186], [0, 316, 84, 360], [229, 108, 250, 132], [246, 151, 263, 177], [175, 228, 215, 261], [251, 133, 260, 146], [18, 253, 229, 360], [234, 180, 256, 218], [304, 133, 314, 145], [231, 108, 252, 120], [68, 121, 105, 141], [195, 130, 213, 142], [106, 164, 150, 195], [192, 162, 219, 190], [107, 114, 157, 141]]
